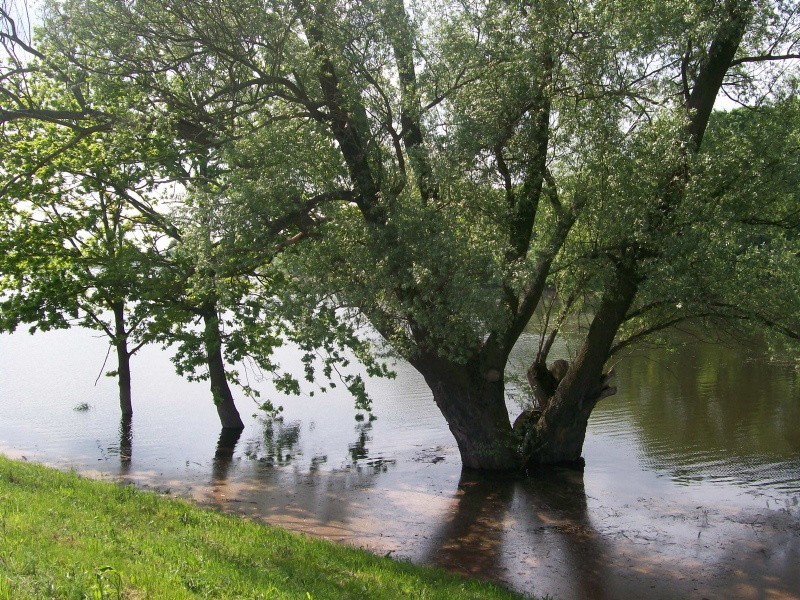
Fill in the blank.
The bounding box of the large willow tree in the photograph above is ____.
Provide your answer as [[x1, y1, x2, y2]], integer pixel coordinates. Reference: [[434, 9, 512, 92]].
[[2, 0, 799, 470]]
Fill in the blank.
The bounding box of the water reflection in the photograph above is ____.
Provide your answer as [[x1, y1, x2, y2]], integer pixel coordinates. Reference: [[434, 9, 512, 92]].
[[415, 466, 800, 599], [424, 469, 613, 599], [118, 417, 133, 461], [212, 427, 243, 483], [117, 416, 133, 476], [243, 418, 302, 466], [510, 329, 800, 492], [424, 472, 521, 579], [607, 340, 800, 490], [348, 421, 371, 462], [2, 329, 800, 599], [346, 421, 396, 472]]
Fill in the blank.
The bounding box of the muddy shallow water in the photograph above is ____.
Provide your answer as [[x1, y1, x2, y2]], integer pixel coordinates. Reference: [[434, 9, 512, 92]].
[[1, 328, 799, 599]]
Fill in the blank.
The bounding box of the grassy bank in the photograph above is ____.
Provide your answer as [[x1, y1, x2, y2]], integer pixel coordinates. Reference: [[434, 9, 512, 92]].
[[0, 456, 522, 599]]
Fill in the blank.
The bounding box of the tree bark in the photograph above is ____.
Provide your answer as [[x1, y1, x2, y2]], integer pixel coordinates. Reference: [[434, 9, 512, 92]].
[[415, 274, 634, 472], [521, 262, 639, 468], [510, 6, 750, 471], [685, 3, 748, 149], [415, 355, 520, 471], [111, 301, 133, 418], [201, 306, 245, 430]]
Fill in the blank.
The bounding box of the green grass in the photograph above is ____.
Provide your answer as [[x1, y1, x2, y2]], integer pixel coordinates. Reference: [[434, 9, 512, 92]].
[[0, 456, 524, 599]]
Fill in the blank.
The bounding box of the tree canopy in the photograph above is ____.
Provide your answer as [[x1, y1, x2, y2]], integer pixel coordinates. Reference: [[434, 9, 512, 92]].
[[1, 0, 798, 470]]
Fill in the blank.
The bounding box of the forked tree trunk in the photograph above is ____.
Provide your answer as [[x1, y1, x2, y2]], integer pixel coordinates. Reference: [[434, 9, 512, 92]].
[[413, 262, 639, 473], [520, 262, 639, 469], [201, 306, 245, 430], [510, 8, 747, 468], [112, 301, 133, 418], [416, 355, 520, 471]]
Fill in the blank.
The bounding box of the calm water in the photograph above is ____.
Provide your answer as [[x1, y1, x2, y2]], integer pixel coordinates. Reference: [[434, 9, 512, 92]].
[[1, 328, 799, 599]]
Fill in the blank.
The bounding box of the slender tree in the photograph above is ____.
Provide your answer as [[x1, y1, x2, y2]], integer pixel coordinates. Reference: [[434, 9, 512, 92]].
[[0, 116, 164, 417]]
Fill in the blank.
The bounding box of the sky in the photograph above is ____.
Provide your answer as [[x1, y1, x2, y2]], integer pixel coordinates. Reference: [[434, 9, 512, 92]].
[[4, 0, 39, 39], [1, 0, 39, 63]]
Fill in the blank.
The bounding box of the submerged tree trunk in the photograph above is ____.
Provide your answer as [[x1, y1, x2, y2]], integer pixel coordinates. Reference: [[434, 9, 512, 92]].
[[111, 301, 133, 418], [201, 306, 245, 430], [415, 355, 520, 471], [410, 263, 639, 473], [519, 262, 639, 469]]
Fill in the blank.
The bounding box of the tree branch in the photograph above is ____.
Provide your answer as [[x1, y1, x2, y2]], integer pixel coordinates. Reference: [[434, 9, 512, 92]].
[[730, 53, 800, 66], [686, 4, 749, 148], [383, 0, 437, 203]]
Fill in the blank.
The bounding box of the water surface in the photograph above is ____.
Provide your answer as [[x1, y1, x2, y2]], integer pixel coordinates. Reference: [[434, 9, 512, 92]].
[[0, 328, 798, 599]]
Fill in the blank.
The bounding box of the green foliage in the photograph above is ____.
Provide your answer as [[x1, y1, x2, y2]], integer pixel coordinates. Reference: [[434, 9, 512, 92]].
[[0, 112, 161, 345], [2, 0, 799, 440], [1, 7, 390, 412], [92, 566, 122, 600]]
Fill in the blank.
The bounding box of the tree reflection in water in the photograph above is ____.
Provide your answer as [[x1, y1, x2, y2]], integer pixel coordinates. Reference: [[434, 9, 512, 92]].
[[212, 427, 243, 483], [347, 421, 395, 472], [199, 417, 401, 541], [109, 416, 133, 477], [243, 418, 302, 466], [609, 339, 800, 489], [348, 422, 371, 462], [423, 467, 615, 599]]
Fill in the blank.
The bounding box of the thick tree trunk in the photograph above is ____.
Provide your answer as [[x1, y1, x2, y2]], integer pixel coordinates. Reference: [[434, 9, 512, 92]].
[[201, 306, 245, 430], [414, 262, 638, 473], [415, 355, 519, 471], [111, 301, 133, 418]]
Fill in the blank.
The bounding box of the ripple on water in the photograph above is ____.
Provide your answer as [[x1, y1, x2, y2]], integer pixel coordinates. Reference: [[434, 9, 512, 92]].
[[2, 328, 800, 600]]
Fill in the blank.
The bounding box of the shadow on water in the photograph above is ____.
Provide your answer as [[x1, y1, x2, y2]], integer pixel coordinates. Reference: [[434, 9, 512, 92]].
[[422, 467, 616, 599], [417, 466, 800, 600], [711, 508, 800, 600]]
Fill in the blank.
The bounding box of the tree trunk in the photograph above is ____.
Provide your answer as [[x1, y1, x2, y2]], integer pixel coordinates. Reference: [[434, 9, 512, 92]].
[[415, 355, 519, 471], [511, 9, 747, 470], [112, 301, 133, 418], [413, 262, 638, 473], [520, 262, 639, 469], [118, 415, 133, 476], [201, 306, 245, 430]]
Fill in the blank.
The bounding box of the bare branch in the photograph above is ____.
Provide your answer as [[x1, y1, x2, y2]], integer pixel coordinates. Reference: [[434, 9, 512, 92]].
[[730, 53, 800, 66]]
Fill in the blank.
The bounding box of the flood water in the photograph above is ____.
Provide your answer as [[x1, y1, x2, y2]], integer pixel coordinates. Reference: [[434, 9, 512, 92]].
[[1, 327, 799, 599]]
